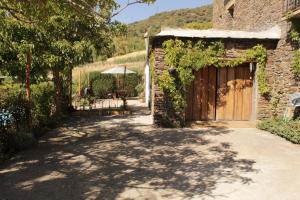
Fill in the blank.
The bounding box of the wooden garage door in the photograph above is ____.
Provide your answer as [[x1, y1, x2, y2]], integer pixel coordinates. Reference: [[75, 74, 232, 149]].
[[216, 64, 253, 121], [186, 67, 217, 121], [186, 64, 253, 121]]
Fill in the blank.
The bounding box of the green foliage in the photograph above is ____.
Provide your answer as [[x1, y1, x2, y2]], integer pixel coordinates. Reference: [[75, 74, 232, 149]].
[[128, 5, 212, 37], [135, 83, 145, 96], [113, 36, 145, 56], [288, 20, 300, 76], [0, 83, 53, 156], [112, 5, 213, 55], [0, 83, 55, 130], [78, 71, 142, 98], [257, 118, 300, 144], [158, 39, 268, 116], [184, 22, 213, 30], [124, 74, 142, 97], [0, 85, 27, 129], [91, 73, 116, 98], [292, 50, 300, 74], [31, 82, 54, 128]]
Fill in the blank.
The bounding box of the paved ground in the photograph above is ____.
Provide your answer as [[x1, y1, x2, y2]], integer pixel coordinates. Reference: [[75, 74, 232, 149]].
[[1, 102, 300, 200]]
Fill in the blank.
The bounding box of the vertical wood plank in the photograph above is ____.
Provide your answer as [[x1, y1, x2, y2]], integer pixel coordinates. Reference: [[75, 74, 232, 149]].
[[216, 64, 253, 121], [194, 71, 201, 120], [233, 66, 241, 120], [201, 67, 209, 120], [216, 68, 227, 120], [225, 68, 235, 120], [185, 81, 194, 121], [208, 67, 217, 120], [242, 65, 253, 120]]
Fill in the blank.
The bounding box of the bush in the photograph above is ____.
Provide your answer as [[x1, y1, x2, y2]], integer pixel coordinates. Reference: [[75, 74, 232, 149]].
[[79, 71, 142, 98], [90, 73, 116, 98], [257, 118, 300, 144], [0, 82, 54, 158], [124, 74, 142, 97], [31, 82, 54, 128], [0, 85, 27, 130]]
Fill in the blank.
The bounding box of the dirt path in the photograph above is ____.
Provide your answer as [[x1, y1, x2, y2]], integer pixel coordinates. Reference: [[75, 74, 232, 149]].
[[1, 102, 300, 200]]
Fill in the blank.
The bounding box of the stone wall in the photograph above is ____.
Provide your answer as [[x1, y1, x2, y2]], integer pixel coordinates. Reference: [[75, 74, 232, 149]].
[[151, 39, 185, 127], [212, 0, 300, 119], [213, 0, 285, 32], [151, 36, 300, 127]]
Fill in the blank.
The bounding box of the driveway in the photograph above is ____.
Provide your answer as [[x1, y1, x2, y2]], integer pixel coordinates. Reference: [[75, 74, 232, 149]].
[[1, 103, 300, 200]]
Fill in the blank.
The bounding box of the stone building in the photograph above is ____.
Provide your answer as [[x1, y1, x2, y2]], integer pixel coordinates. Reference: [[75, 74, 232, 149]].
[[146, 0, 300, 127]]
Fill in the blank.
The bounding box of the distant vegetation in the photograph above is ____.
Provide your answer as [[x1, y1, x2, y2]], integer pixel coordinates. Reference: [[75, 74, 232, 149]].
[[128, 5, 212, 36], [184, 22, 213, 30], [113, 5, 213, 56]]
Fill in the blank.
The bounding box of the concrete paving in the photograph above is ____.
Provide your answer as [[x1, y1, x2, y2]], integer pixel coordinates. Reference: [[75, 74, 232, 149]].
[[0, 102, 300, 200]]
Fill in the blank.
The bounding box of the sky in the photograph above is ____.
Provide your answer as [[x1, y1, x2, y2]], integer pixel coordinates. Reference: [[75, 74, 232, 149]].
[[114, 0, 213, 24]]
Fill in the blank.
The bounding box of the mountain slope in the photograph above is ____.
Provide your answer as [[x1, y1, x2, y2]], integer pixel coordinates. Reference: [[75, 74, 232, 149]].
[[128, 5, 213, 37], [113, 4, 213, 56]]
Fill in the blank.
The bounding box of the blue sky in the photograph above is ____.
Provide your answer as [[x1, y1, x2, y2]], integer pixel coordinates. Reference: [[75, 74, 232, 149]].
[[114, 0, 212, 24]]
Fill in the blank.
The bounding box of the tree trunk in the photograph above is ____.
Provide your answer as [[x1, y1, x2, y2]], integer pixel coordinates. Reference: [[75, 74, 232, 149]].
[[25, 52, 32, 131], [53, 68, 62, 116], [67, 67, 73, 109]]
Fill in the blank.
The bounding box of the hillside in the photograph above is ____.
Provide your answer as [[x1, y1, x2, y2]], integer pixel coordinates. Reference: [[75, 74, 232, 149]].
[[128, 5, 213, 37], [114, 5, 213, 56], [73, 50, 146, 79]]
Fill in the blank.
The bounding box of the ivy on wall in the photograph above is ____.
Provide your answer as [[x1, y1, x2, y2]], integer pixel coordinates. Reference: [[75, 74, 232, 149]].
[[153, 39, 268, 114], [290, 28, 300, 74], [288, 16, 300, 75]]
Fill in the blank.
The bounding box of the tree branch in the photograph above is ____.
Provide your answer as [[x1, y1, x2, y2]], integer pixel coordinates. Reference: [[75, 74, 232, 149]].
[[111, 0, 145, 18]]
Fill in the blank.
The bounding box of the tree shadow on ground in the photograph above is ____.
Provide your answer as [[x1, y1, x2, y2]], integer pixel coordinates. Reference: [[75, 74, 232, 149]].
[[0, 111, 257, 200]]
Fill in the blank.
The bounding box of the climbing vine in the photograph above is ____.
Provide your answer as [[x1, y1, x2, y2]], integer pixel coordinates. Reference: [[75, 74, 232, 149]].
[[288, 16, 300, 74], [155, 39, 268, 113]]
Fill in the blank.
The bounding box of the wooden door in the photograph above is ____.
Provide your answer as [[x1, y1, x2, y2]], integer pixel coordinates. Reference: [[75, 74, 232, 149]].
[[216, 64, 253, 121], [186, 67, 217, 121], [186, 64, 253, 122]]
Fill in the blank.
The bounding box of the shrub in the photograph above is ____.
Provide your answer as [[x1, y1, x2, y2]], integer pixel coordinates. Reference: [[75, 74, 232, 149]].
[[81, 72, 142, 98], [0, 109, 13, 154], [0, 82, 54, 157], [91, 73, 116, 98], [31, 82, 54, 128], [124, 74, 141, 97], [257, 118, 300, 144], [0, 85, 27, 130], [135, 82, 145, 97]]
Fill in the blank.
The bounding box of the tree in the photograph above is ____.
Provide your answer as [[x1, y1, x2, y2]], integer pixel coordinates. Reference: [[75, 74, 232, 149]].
[[0, 0, 156, 24], [1, 0, 156, 117]]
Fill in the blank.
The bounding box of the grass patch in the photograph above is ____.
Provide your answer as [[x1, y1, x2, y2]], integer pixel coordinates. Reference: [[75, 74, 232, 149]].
[[257, 118, 300, 144]]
